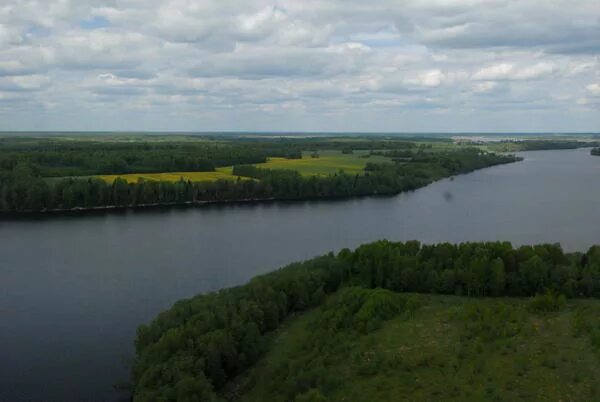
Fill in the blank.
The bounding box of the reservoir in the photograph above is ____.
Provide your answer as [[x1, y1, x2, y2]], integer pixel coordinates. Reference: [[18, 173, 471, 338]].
[[2, 147, 600, 401]]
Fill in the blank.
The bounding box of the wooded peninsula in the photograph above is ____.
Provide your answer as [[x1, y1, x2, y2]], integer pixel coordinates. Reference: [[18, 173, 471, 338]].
[[3, 135, 597, 213], [0, 134, 560, 213], [131, 240, 600, 401]]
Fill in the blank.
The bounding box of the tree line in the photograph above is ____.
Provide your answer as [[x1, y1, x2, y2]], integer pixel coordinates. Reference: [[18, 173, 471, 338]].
[[0, 149, 519, 213], [487, 139, 596, 153], [0, 141, 272, 177], [0, 136, 422, 177], [131, 240, 600, 401]]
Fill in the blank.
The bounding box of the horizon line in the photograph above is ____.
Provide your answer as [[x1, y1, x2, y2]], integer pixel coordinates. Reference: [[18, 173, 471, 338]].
[[1, 130, 599, 135]]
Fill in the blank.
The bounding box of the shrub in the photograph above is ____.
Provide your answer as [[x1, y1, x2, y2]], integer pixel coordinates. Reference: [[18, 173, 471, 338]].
[[462, 303, 522, 342], [528, 289, 566, 313]]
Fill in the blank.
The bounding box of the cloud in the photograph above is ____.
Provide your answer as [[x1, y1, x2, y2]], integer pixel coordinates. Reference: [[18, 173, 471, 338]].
[[413, 70, 445, 87], [472, 63, 514, 80], [0, 0, 598, 131], [188, 44, 369, 79], [0, 74, 51, 91], [513, 63, 556, 80], [472, 81, 498, 93], [0, 23, 23, 45], [472, 62, 556, 81], [587, 83, 600, 96], [405, 0, 600, 55]]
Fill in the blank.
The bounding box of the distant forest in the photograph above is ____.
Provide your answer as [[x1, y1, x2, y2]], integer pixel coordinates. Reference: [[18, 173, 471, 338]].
[[0, 136, 520, 212], [485, 139, 596, 153]]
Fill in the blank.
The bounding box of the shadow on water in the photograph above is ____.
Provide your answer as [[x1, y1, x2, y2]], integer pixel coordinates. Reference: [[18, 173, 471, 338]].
[[0, 192, 407, 223]]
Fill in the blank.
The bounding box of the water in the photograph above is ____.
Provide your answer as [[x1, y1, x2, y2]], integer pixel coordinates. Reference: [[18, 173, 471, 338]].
[[1, 148, 600, 401]]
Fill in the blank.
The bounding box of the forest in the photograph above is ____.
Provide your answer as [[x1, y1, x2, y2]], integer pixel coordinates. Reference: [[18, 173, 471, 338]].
[[0, 136, 519, 212], [131, 240, 600, 401], [482, 139, 596, 152], [0, 136, 422, 177]]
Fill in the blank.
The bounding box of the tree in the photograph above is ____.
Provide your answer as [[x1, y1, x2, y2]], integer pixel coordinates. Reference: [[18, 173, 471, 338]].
[[489, 258, 506, 296], [520, 255, 549, 294], [173, 374, 217, 402], [295, 388, 328, 402]]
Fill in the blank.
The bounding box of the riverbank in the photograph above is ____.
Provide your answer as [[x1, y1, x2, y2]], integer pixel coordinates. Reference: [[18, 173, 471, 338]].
[[0, 153, 521, 215]]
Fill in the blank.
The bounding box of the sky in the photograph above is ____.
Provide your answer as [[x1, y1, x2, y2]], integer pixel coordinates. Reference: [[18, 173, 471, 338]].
[[0, 0, 598, 133]]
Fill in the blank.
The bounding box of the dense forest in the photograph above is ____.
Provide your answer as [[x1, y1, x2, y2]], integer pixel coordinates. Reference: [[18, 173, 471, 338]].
[[482, 139, 595, 152], [0, 139, 281, 176], [131, 240, 600, 401], [0, 137, 519, 212], [0, 136, 421, 177]]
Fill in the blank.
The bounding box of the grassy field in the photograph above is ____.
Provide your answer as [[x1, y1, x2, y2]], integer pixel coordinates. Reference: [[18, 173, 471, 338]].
[[248, 151, 391, 177], [236, 293, 600, 402], [98, 167, 239, 183], [96, 151, 392, 183]]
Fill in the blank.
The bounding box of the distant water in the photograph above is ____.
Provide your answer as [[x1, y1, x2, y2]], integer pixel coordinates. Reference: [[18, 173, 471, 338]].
[[1, 147, 600, 401]]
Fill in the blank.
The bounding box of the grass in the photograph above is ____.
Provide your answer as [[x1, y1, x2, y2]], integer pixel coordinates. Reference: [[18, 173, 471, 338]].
[[253, 151, 391, 177], [235, 294, 600, 402], [98, 167, 239, 183], [95, 151, 392, 183]]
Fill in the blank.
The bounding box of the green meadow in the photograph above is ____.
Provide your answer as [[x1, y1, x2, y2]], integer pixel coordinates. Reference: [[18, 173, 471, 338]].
[[97, 151, 392, 183], [236, 293, 600, 402], [98, 167, 240, 184], [253, 151, 392, 176]]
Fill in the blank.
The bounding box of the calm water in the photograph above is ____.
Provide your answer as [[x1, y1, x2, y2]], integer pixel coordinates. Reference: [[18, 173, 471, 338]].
[[2, 148, 600, 401]]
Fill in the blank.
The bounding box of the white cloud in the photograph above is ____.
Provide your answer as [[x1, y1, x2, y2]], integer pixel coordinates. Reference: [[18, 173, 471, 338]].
[[587, 83, 600, 96], [472, 63, 514, 80], [513, 63, 556, 80], [0, 74, 50, 91], [413, 69, 445, 87], [0, 0, 598, 131], [472, 81, 498, 93], [472, 62, 557, 81], [0, 23, 23, 45], [238, 6, 285, 35]]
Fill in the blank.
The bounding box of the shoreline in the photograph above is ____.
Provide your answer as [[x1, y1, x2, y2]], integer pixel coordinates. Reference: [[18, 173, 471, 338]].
[[0, 157, 522, 217]]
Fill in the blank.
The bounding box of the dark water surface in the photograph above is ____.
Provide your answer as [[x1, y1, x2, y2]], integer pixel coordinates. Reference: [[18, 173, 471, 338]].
[[2, 148, 600, 401]]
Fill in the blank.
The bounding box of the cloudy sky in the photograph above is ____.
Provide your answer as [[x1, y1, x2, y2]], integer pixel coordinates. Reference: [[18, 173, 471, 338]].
[[0, 0, 599, 132]]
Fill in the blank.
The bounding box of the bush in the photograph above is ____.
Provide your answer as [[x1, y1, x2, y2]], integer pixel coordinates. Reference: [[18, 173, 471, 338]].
[[295, 388, 329, 402], [528, 289, 566, 313], [571, 309, 590, 337], [314, 288, 413, 334], [462, 303, 523, 342]]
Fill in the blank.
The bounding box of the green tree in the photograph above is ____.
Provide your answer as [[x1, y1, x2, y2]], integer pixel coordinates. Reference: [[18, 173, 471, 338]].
[[489, 258, 506, 296], [520, 255, 549, 293]]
